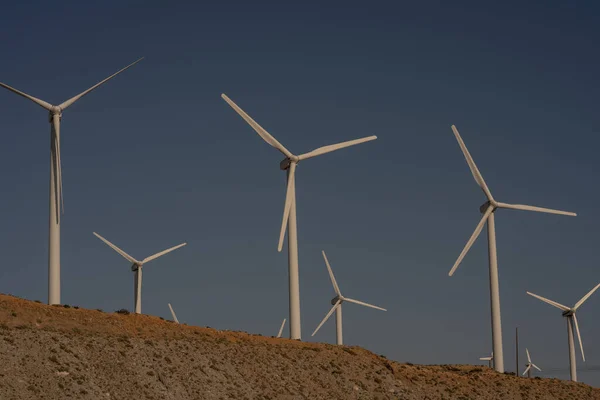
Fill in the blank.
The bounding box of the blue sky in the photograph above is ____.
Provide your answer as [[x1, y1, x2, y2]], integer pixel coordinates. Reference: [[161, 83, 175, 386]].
[[0, 0, 599, 385]]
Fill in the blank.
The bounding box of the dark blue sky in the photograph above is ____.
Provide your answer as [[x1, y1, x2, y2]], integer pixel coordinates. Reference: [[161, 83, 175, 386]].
[[1, 0, 599, 384]]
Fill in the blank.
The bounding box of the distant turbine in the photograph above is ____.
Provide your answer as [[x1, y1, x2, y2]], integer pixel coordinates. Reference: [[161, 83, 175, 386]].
[[0, 58, 143, 305], [527, 282, 600, 382], [168, 303, 179, 324], [522, 348, 542, 378], [222, 94, 377, 340], [479, 351, 494, 368], [448, 124, 577, 372], [311, 251, 386, 345], [277, 318, 286, 338], [93, 232, 186, 314]]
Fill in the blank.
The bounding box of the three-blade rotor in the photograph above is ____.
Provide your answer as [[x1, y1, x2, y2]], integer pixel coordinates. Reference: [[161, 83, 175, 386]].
[[522, 348, 542, 375], [527, 282, 600, 362], [311, 251, 386, 337], [0, 58, 143, 223], [448, 125, 576, 277], [221, 94, 377, 252], [93, 232, 186, 268]]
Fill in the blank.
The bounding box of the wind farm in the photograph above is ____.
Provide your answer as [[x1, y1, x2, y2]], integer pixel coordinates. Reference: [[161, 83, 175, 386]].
[[0, 2, 599, 398]]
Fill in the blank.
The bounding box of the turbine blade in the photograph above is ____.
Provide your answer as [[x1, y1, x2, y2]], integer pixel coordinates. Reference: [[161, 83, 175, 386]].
[[168, 303, 179, 323], [322, 251, 341, 295], [574, 282, 600, 311], [479, 357, 492, 361], [221, 94, 293, 159], [297, 136, 377, 161], [51, 117, 64, 216], [311, 301, 341, 337], [496, 202, 576, 217], [93, 232, 138, 264], [448, 205, 493, 276], [451, 125, 493, 200], [526, 291, 570, 311], [522, 365, 531, 376], [343, 297, 387, 311], [0, 81, 53, 111], [278, 163, 296, 252], [526, 348, 531, 363], [573, 314, 585, 362], [532, 363, 542, 372], [59, 58, 144, 110], [142, 243, 187, 264], [277, 318, 286, 338]]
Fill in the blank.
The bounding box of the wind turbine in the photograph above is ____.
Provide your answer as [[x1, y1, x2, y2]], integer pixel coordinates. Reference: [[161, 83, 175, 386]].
[[479, 351, 494, 368], [526, 282, 600, 382], [522, 348, 541, 378], [311, 250, 386, 345], [277, 318, 286, 338], [168, 303, 179, 324], [93, 232, 186, 314], [0, 58, 143, 305], [447, 124, 577, 372], [221, 94, 377, 340]]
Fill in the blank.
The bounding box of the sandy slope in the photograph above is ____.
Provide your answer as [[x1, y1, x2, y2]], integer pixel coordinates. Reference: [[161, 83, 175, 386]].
[[0, 294, 597, 400]]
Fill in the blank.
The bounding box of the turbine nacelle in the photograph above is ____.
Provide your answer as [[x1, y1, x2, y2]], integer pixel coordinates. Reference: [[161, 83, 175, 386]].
[[48, 107, 63, 121], [131, 263, 142, 271], [331, 295, 343, 305], [562, 309, 575, 317], [479, 200, 498, 214], [279, 158, 293, 170]]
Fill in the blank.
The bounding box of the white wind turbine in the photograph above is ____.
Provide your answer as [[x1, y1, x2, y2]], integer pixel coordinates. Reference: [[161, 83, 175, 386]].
[[93, 232, 186, 314], [168, 303, 179, 324], [0, 58, 143, 305], [277, 318, 286, 338], [479, 351, 494, 368], [526, 282, 600, 382], [311, 251, 386, 345], [522, 348, 541, 378], [448, 124, 577, 372], [221, 94, 377, 340]]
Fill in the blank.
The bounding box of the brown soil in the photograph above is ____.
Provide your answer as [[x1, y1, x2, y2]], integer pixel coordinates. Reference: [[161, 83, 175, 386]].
[[0, 294, 597, 399]]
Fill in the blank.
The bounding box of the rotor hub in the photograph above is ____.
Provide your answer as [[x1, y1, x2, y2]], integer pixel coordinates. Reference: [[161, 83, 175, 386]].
[[331, 295, 342, 305], [131, 264, 142, 272], [48, 107, 62, 122], [479, 200, 498, 213], [279, 156, 299, 170]]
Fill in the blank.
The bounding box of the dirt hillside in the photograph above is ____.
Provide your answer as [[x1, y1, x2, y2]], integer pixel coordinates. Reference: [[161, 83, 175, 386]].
[[0, 294, 597, 400]]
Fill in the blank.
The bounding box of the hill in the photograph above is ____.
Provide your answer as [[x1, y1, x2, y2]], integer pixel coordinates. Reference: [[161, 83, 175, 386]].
[[0, 294, 597, 400]]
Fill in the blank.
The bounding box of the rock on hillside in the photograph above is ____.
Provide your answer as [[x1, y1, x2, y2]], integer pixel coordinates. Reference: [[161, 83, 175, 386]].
[[0, 294, 597, 400]]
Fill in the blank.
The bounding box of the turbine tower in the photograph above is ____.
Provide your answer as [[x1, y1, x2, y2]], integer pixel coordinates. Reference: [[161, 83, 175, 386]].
[[479, 351, 494, 368], [168, 303, 179, 324], [93, 232, 186, 314], [221, 94, 377, 339], [522, 348, 541, 378], [277, 318, 286, 338], [311, 250, 386, 345], [0, 58, 143, 305], [527, 282, 600, 381], [448, 125, 577, 372]]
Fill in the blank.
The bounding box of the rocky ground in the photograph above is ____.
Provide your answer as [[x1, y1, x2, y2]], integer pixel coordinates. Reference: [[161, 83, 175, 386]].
[[0, 294, 597, 399]]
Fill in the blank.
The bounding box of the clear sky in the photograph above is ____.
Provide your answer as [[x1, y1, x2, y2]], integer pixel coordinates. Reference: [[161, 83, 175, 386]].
[[0, 0, 599, 385]]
